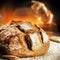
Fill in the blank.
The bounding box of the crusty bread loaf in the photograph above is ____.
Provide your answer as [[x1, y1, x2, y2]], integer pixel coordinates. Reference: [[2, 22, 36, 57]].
[[0, 20, 50, 57]]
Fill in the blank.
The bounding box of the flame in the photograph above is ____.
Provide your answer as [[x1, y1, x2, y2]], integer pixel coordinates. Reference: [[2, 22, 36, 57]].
[[37, 17, 41, 21], [31, 1, 54, 25], [48, 13, 53, 24], [0, 8, 45, 26], [37, 17, 44, 25], [0, 1, 54, 27]]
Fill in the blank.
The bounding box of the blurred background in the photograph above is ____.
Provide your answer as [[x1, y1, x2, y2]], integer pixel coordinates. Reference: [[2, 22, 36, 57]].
[[0, 0, 60, 34]]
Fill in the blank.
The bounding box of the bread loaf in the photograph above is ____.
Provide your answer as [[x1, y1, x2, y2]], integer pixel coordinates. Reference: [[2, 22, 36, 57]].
[[0, 20, 50, 57]]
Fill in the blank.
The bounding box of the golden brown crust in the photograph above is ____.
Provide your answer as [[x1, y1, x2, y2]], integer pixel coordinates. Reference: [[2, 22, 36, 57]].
[[0, 20, 50, 57]]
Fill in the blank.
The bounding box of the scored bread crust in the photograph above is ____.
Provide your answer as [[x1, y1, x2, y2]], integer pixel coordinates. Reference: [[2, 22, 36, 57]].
[[0, 20, 50, 57]]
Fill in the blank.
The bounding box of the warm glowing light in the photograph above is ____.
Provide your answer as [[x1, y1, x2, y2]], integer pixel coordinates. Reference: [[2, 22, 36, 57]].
[[37, 17, 41, 21], [31, 0, 54, 25], [0, 1, 54, 28], [48, 14, 53, 24], [37, 17, 44, 25]]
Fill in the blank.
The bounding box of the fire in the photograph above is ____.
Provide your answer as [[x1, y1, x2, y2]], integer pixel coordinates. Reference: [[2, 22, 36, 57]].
[[48, 13, 53, 24], [31, 1, 54, 25], [37, 17, 43, 25], [0, 1, 54, 28], [37, 17, 41, 21]]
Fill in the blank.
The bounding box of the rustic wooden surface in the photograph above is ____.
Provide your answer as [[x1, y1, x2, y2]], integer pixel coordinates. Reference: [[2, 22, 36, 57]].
[[0, 41, 60, 60]]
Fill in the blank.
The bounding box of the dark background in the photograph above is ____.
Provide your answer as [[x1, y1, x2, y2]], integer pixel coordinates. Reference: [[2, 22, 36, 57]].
[[0, 0, 60, 33]]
